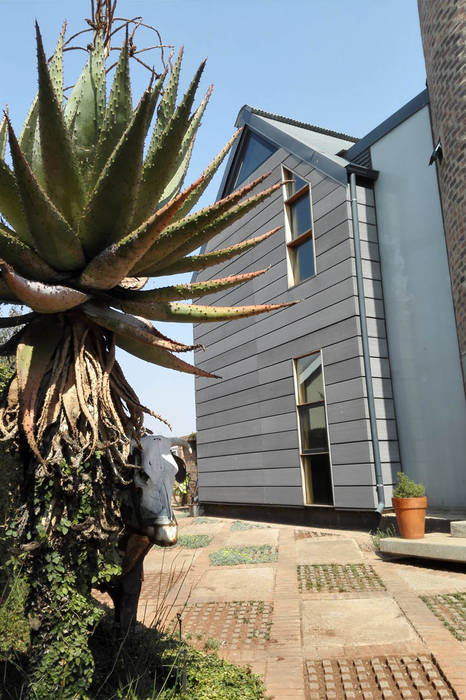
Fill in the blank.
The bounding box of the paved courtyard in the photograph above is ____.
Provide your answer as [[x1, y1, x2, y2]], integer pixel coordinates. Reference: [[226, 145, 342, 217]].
[[98, 513, 466, 699]]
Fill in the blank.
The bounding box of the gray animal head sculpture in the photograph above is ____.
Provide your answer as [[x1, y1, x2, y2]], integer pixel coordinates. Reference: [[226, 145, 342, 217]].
[[131, 434, 190, 546]]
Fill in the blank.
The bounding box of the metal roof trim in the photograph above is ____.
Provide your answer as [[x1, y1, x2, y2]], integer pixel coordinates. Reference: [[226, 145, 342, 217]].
[[344, 89, 429, 161], [236, 104, 359, 142]]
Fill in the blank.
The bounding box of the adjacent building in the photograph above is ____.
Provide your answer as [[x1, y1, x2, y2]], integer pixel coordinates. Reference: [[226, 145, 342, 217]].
[[192, 81, 466, 524]]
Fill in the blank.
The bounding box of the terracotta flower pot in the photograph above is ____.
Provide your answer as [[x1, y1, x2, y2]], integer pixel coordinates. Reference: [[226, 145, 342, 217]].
[[392, 496, 427, 539]]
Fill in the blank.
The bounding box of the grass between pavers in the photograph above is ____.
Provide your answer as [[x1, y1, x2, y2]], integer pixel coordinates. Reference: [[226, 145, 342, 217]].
[[421, 592, 466, 641], [209, 545, 278, 566], [230, 520, 270, 531], [297, 563, 386, 593]]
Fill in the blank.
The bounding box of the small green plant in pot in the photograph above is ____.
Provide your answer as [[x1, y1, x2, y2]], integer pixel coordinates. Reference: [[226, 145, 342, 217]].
[[392, 472, 427, 539]]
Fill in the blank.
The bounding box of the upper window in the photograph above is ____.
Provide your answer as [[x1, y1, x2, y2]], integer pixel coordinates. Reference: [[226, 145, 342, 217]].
[[283, 169, 316, 285], [223, 131, 277, 195]]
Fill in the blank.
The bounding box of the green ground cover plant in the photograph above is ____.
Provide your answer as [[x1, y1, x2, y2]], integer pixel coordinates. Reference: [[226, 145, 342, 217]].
[[230, 520, 269, 532], [209, 545, 278, 566], [177, 534, 212, 549], [0, 597, 267, 699]]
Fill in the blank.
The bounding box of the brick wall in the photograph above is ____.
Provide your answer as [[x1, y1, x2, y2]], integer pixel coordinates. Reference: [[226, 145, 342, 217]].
[[418, 0, 466, 383]]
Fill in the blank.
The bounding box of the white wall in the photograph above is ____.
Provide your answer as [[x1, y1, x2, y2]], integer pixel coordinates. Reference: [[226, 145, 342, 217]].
[[371, 106, 466, 509]]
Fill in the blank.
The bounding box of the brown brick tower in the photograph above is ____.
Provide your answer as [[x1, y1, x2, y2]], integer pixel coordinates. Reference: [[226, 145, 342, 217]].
[[418, 0, 466, 384]]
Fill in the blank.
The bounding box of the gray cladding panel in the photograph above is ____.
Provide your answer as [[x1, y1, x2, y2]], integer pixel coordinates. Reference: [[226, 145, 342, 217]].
[[199, 485, 304, 506], [197, 430, 299, 458], [326, 398, 369, 424], [199, 412, 297, 445], [333, 485, 377, 510], [194, 150, 397, 511], [199, 467, 302, 488], [194, 297, 358, 370], [196, 394, 296, 430], [197, 449, 300, 472]]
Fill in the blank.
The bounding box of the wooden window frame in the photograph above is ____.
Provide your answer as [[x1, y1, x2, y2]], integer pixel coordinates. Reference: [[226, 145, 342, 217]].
[[282, 168, 316, 286], [293, 351, 334, 506]]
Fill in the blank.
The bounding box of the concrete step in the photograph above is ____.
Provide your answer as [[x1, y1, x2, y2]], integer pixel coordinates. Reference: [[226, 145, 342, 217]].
[[381, 510, 466, 534], [380, 532, 466, 563]]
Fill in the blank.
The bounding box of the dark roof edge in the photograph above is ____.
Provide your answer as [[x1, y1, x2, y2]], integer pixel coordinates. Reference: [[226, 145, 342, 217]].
[[235, 105, 359, 143], [235, 110, 349, 186], [344, 89, 429, 162]]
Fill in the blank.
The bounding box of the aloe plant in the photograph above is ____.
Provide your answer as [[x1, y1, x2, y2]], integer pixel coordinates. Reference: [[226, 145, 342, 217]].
[[0, 10, 292, 695], [0, 23, 292, 475]]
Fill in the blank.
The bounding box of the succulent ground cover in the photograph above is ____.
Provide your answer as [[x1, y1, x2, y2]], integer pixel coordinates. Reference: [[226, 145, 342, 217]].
[[421, 592, 466, 641], [230, 520, 270, 531], [209, 545, 278, 566], [297, 563, 386, 593], [177, 533, 212, 549]]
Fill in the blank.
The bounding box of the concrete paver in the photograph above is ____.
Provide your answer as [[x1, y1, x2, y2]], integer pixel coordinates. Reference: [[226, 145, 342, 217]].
[[302, 597, 418, 648], [138, 513, 466, 699], [296, 537, 363, 564], [189, 566, 276, 602], [224, 527, 280, 546]]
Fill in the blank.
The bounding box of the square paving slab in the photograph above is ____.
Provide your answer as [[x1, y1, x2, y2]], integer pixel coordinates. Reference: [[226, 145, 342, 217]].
[[302, 598, 418, 648], [394, 565, 466, 592], [224, 528, 280, 547], [143, 547, 198, 573], [190, 566, 275, 602], [296, 538, 363, 564]]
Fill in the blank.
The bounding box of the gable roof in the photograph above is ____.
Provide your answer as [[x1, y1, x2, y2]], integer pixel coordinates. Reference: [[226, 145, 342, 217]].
[[218, 105, 361, 196]]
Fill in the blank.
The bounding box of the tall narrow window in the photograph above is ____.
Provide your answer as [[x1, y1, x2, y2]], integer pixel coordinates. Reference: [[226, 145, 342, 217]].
[[283, 169, 316, 285], [295, 352, 333, 505]]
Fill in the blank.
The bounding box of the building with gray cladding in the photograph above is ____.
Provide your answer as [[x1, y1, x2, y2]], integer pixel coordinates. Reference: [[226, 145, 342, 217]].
[[192, 90, 466, 524]]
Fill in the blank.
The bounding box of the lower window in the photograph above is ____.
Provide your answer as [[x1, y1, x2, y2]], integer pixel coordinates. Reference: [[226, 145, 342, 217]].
[[294, 352, 333, 505]]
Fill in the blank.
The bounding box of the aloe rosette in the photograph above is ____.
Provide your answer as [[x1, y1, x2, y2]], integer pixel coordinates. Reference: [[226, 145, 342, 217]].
[[0, 24, 291, 488]]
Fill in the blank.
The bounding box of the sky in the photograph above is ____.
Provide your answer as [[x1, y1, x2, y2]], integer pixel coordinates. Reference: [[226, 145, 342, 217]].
[[0, 0, 427, 437]]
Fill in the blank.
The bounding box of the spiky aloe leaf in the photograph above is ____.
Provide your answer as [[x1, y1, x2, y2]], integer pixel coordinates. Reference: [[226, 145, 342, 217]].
[[90, 39, 132, 185], [134, 59, 206, 226], [82, 302, 202, 353], [0, 159, 32, 244], [159, 84, 213, 206], [19, 99, 39, 170], [78, 176, 202, 290], [133, 171, 271, 274], [20, 26, 65, 177], [36, 23, 84, 225], [114, 299, 298, 322], [0, 224, 65, 282], [147, 227, 281, 276], [172, 130, 240, 223], [113, 269, 267, 303], [136, 177, 279, 275], [145, 69, 167, 136], [17, 315, 63, 462], [7, 119, 85, 271], [0, 261, 89, 313], [0, 116, 7, 159], [78, 88, 152, 258], [64, 31, 106, 157], [115, 333, 219, 378], [147, 48, 183, 156]]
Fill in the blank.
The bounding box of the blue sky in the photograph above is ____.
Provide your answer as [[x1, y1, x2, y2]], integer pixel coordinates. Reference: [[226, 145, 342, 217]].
[[0, 0, 426, 436]]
